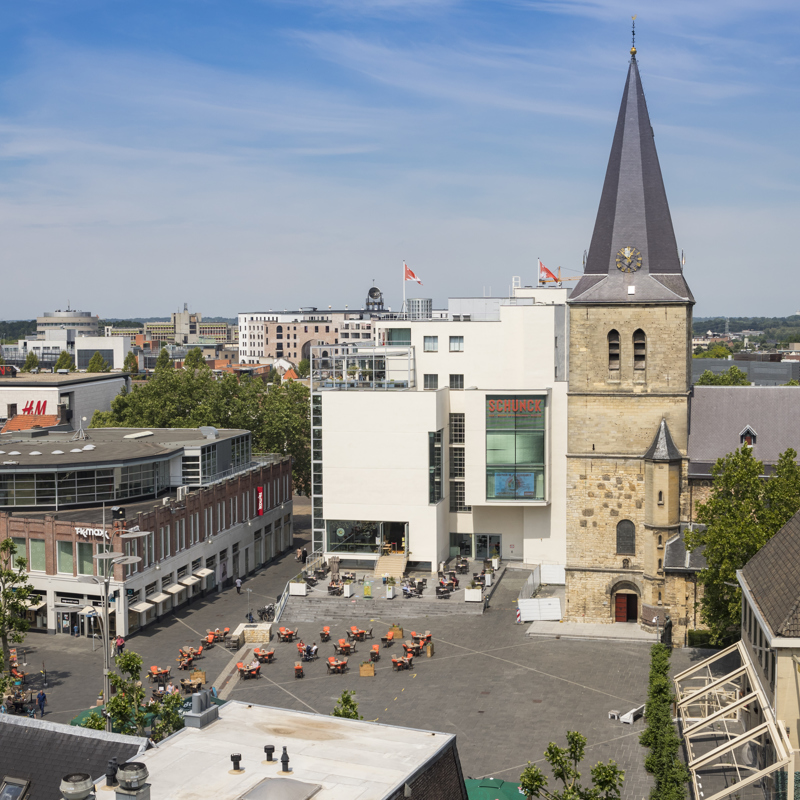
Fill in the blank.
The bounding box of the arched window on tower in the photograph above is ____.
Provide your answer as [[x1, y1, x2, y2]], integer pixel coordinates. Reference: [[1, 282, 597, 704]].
[[616, 519, 635, 555], [658, 490, 664, 505], [633, 329, 646, 371], [608, 330, 620, 372]]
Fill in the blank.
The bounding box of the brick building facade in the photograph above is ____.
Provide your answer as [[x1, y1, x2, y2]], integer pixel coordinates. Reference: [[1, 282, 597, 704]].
[[2, 456, 293, 637]]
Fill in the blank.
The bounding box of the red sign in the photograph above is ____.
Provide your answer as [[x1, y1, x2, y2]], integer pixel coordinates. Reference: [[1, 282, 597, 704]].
[[0, 365, 15, 376], [22, 400, 48, 415], [256, 486, 264, 516]]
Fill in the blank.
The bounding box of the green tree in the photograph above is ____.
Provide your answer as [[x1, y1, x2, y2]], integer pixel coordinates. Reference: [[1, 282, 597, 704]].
[[155, 347, 173, 372], [151, 691, 185, 742], [87, 351, 110, 373], [54, 350, 75, 371], [693, 344, 732, 359], [123, 351, 139, 374], [695, 365, 750, 386], [640, 644, 689, 800], [332, 689, 362, 719], [0, 539, 33, 684], [21, 351, 39, 372], [183, 348, 207, 371], [519, 731, 624, 800], [297, 358, 310, 378], [784, 379, 799, 386], [685, 447, 800, 642], [102, 649, 147, 735], [267, 368, 281, 385], [89, 369, 311, 493]]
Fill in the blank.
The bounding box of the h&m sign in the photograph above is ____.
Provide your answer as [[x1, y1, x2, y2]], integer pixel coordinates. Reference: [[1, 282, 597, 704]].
[[76, 527, 110, 540], [22, 400, 48, 415]]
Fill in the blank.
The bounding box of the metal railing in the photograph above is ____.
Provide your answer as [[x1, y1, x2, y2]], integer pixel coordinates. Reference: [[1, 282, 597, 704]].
[[274, 546, 325, 624], [168, 457, 284, 489]]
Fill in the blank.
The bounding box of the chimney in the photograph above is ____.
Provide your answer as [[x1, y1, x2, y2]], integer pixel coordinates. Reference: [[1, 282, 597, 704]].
[[183, 688, 219, 729]]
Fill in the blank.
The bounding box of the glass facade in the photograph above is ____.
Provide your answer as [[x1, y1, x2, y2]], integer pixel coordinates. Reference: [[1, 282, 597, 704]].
[[429, 430, 443, 503], [326, 520, 381, 553], [0, 460, 170, 508], [485, 396, 546, 501]]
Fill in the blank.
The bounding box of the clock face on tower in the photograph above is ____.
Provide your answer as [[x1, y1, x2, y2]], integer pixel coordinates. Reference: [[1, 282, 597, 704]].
[[615, 246, 643, 273]]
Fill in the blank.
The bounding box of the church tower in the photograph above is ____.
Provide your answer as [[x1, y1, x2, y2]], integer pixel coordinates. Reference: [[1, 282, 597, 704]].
[[564, 43, 694, 626]]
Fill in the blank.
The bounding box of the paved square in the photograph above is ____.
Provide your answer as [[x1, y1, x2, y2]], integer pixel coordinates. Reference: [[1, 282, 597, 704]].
[[11, 517, 700, 800]]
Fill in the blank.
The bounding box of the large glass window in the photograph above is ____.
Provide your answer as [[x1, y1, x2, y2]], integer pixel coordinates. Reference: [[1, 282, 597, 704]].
[[29, 539, 46, 572], [386, 328, 411, 345], [616, 520, 636, 554], [10, 537, 26, 568], [57, 541, 74, 574], [326, 520, 381, 553], [485, 396, 545, 501], [429, 430, 443, 503], [77, 542, 94, 575]]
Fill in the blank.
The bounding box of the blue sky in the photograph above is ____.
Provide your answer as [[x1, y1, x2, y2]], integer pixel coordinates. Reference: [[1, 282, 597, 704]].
[[1, 0, 798, 319]]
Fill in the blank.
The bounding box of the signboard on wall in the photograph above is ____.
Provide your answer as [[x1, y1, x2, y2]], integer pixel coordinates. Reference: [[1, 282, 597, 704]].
[[486, 397, 543, 419], [256, 486, 264, 516]]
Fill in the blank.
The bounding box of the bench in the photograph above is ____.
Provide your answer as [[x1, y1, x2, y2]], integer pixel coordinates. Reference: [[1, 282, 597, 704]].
[[620, 704, 645, 724]]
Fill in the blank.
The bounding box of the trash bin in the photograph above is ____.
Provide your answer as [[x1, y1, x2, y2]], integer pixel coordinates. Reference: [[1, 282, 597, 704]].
[[426, 642, 434, 658]]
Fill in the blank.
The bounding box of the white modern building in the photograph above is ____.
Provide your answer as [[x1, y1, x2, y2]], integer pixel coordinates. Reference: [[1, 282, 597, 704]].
[[310, 282, 569, 571]]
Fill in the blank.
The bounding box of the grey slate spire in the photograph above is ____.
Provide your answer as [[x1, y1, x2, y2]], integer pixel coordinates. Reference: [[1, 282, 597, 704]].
[[570, 52, 693, 304], [644, 419, 682, 461]]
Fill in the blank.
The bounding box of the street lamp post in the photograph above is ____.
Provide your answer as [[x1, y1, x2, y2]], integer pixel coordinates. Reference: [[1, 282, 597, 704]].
[[93, 551, 141, 732], [246, 588, 253, 621]]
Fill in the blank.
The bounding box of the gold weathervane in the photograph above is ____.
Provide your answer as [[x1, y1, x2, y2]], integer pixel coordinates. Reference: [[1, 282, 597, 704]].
[[631, 15, 637, 56]]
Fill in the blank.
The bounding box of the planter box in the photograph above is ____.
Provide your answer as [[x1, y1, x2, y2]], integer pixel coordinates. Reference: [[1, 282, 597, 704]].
[[385, 585, 395, 600], [464, 588, 483, 603], [391, 625, 404, 638], [359, 663, 375, 677], [289, 583, 307, 597], [492, 557, 500, 570], [484, 573, 493, 588], [343, 583, 353, 598]]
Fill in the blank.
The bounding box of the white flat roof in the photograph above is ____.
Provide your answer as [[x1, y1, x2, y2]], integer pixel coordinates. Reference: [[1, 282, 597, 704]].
[[134, 700, 455, 800]]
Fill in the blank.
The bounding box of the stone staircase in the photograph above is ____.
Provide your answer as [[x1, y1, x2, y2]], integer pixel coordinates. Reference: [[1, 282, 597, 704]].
[[373, 553, 409, 581], [280, 593, 485, 625]]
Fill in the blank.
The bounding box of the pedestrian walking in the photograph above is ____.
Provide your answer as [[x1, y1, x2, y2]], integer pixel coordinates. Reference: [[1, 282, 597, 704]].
[[36, 689, 47, 718], [115, 635, 125, 655], [235, 578, 242, 594], [73, 624, 79, 638], [302, 547, 308, 564]]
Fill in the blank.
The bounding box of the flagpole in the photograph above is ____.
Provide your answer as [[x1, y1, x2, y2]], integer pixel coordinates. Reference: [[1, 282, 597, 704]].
[[402, 260, 406, 317]]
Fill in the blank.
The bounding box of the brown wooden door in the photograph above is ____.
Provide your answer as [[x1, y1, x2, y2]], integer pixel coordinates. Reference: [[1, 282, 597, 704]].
[[615, 594, 627, 622]]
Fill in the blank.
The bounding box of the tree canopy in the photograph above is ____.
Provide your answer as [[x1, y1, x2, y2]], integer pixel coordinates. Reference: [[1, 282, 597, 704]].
[[155, 347, 173, 372], [54, 350, 75, 371], [519, 731, 624, 800], [0, 539, 33, 685], [123, 351, 139, 374], [297, 358, 310, 378], [91, 364, 311, 493], [685, 446, 800, 643], [695, 365, 750, 386], [21, 351, 39, 372], [331, 689, 362, 719], [183, 348, 206, 370], [87, 351, 110, 373]]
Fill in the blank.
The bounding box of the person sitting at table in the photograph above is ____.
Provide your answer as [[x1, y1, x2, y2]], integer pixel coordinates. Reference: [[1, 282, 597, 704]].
[[179, 655, 192, 670], [165, 682, 177, 694], [310, 643, 318, 658], [248, 658, 260, 671]]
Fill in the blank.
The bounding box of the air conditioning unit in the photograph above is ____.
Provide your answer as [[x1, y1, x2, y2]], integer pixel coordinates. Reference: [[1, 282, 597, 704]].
[[177, 486, 189, 502]]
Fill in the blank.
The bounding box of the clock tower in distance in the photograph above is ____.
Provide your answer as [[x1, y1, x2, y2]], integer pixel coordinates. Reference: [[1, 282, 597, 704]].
[[564, 46, 694, 627]]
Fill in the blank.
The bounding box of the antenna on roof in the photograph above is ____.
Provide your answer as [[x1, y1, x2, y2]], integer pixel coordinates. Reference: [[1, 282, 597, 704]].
[[71, 416, 89, 441], [631, 15, 637, 57]]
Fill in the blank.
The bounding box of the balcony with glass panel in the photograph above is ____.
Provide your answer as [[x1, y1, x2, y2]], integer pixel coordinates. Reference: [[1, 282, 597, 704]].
[[311, 344, 415, 391]]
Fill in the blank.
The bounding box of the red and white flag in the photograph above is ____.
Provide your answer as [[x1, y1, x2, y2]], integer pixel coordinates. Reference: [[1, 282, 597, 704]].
[[538, 259, 558, 284], [404, 262, 422, 285]]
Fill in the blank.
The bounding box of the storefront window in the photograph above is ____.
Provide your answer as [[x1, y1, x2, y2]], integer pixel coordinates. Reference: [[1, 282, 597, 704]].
[[326, 520, 381, 553], [57, 541, 74, 574], [485, 396, 546, 501], [10, 537, 26, 568]]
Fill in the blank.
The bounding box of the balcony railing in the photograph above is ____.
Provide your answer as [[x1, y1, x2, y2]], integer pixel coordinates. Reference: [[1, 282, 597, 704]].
[[310, 344, 415, 391]]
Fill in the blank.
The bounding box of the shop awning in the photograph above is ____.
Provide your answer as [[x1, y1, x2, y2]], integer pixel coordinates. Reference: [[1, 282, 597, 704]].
[[179, 576, 200, 586], [149, 592, 171, 604], [194, 568, 214, 578], [78, 606, 97, 616], [163, 584, 183, 595], [129, 601, 154, 613], [25, 597, 46, 611]]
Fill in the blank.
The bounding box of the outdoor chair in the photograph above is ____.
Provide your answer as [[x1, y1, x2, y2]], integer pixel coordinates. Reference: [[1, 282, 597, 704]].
[[364, 627, 374, 639], [370, 644, 380, 662], [294, 662, 304, 679], [326, 656, 338, 674], [381, 631, 394, 647], [320, 626, 331, 642], [244, 665, 260, 680], [236, 662, 246, 679], [194, 645, 204, 659], [391, 656, 403, 671]]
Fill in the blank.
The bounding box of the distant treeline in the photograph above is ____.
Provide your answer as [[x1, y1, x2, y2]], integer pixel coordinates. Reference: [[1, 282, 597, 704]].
[[694, 315, 800, 342], [0, 320, 35, 342]]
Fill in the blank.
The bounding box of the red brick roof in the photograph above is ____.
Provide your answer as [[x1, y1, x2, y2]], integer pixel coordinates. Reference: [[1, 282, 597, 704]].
[[282, 368, 299, 381], [2, 414, 60, 433]]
